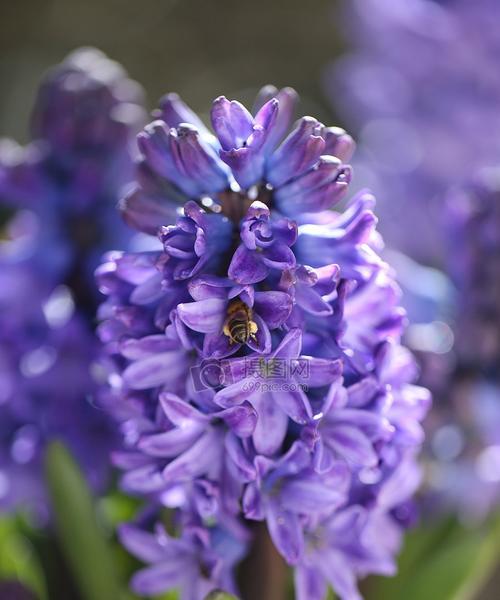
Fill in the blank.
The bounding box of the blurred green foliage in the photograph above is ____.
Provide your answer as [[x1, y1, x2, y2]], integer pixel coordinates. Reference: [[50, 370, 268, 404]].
[[364, 514, 500, 600], [44, 441, 122, 600], [204, 592, 238, 600], [0, 515, 47, 599]]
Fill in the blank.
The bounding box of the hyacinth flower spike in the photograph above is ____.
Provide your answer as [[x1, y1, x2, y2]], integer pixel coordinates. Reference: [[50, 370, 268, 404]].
[[97, 85, 430, 600]]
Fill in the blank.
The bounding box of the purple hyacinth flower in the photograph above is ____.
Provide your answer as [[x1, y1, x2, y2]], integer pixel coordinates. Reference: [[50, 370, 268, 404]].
[[243, 440, 350, 564], [159, 201, 232, 281], [280, 264, 340, 326], [296, 190, 383, 281], [138, 120, 231, 198], [156, 92, 216, 144], [210, 95, 280, 188], [228, 201, 297, 284], [120, 520, 247, 599], [304, 377, 395, 473], [273, 155, 352, 217], [296, 505, 395, 600], [136, 393, 256, 488], [214, 329, 342, 454]]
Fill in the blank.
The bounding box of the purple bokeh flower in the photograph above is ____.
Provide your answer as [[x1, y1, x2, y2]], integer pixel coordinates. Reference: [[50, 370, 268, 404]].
[[97, 87, 429, 599], [328, 0, 500, 522], [0, 48, 145, 515], [327, 0, 500, 266], [421, 170, 500, 521]]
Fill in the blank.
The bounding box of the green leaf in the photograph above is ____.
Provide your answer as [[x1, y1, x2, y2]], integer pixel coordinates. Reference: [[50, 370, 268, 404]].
[[44, 441, 122, 600], [367, 513, 500, 600], [97, 491, 142, 530], [204, 590, 239, 600], [453, 512, 500, 600], [0, 516, 47, 599]]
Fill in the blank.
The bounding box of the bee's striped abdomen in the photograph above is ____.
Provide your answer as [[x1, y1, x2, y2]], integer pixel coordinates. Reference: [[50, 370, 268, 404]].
[[223, 300, 259, 345]]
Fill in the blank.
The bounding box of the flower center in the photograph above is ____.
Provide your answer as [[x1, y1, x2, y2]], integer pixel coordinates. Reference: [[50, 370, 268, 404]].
[[216, 186, 272, 224]]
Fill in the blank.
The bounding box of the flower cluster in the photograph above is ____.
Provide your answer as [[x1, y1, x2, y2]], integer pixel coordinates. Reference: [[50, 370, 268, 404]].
[[327, 0, 500, 265], [97, 87, 430, 599], [0, 48, 144, 514]]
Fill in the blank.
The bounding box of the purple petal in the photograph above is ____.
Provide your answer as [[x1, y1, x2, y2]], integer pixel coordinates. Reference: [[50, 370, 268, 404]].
[[273, 388, 312, 424], [261, 241, 296, 270], [267, 500, 304, 565], [280, 469, 349, 513], [121, 185, 179, 235], [120, 335, 178, 360], [242, 482, 264, 519], [295, 284, 333, 315], [272, 328, 302, 359], [295, 566, 328, 600], [159, 393, 207, 426], [326, 424, 378, 467], [217, 403, 257, 437], [267, 116, 326, 187], [123, 352, 186, 389], [214, 377, 254, 408], [131, 562, 192, 596], [228, 245, 269, 284], [292, 357, 343, 387], [188, 275, 231, 300], [254, 86, 298, 153], [254, 291, 293, 328], [211, 96, 254, 149], [322, 126, 356, 162], [320, 549, 362, 600], [138, 424, 204, 458], [226, 433, 257, 481], [158, 92, 211, 133], [162, 429, 222, 483], [177, 298, 226, 333], [203, 331, 241, 358], [121, 465, 167, 494], [119, 525, 170, 563], [251, 392, 288, 455]]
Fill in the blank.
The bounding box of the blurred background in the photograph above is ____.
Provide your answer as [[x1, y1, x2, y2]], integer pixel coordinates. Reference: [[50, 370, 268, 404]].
[[0, 0, 343, 141], [1, 0, 500, 599]]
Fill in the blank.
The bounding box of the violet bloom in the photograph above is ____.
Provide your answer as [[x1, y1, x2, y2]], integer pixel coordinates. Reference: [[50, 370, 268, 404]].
[[0, 49, 145, 514], [421, 170, 500, 521], [0, 228, 113, 515], [327, 0, 500, 265], [0, 47, 146, 289], [328, 0, 500, 523], [97, 87, 429, 599], [119, 517, 248, 599], [228, 200, 297, 285]]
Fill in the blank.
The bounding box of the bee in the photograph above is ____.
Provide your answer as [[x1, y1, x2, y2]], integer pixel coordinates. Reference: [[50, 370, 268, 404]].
[[223, 299, 258, 345]]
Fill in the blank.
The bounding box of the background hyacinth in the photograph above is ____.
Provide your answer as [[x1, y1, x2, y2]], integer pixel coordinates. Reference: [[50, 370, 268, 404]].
[[327, 0, 500, 266], [0, 48, 146, 514], [96, 87, 430, 599], [423, 170, 500, 521], [327, 0, 500, 527]]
